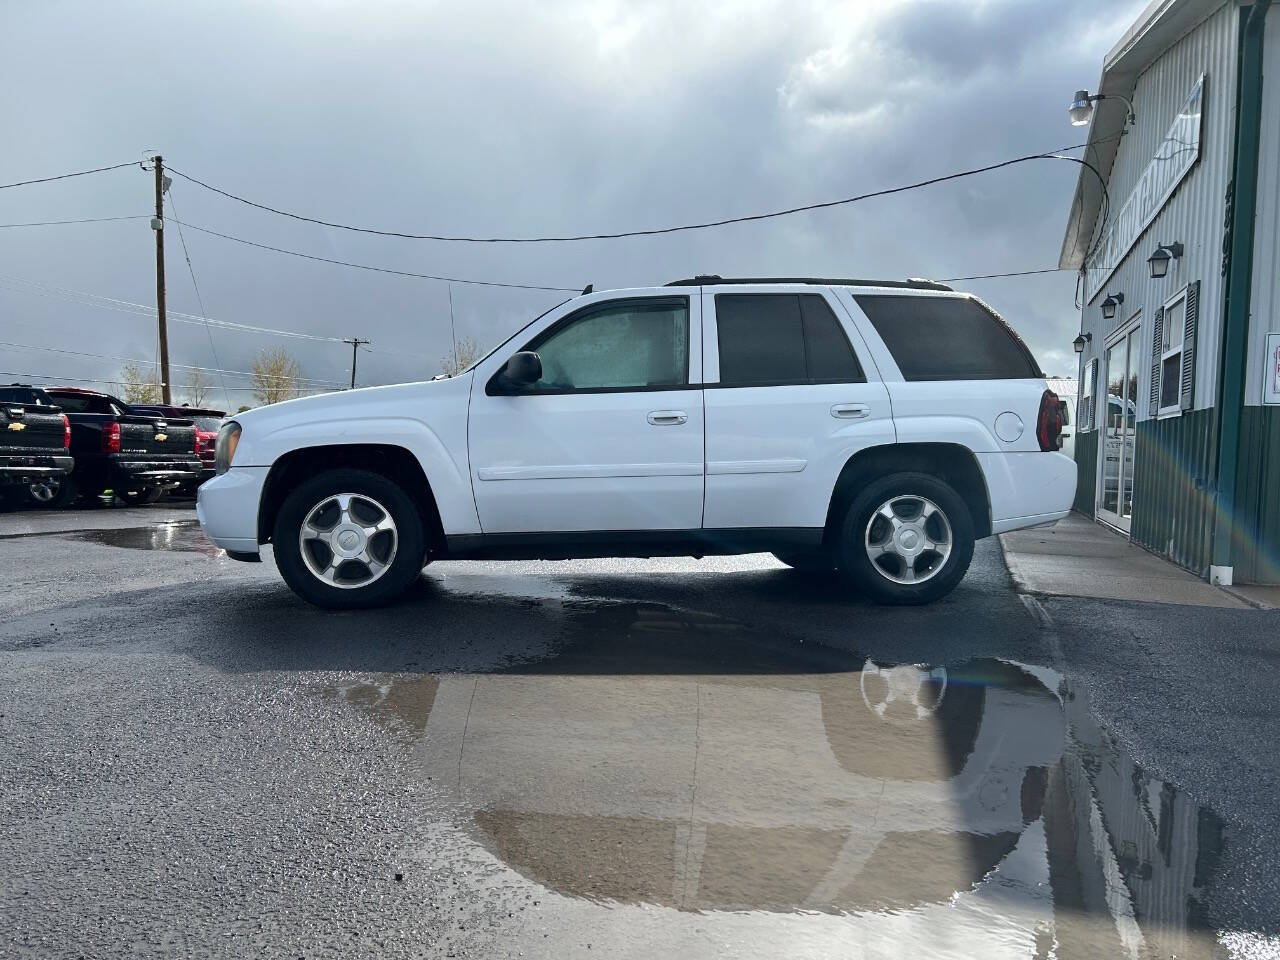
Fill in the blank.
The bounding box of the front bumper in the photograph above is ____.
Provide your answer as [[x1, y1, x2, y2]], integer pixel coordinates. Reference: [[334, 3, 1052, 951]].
[[197, 466, 269, 556], [0, 453, 74, 486]]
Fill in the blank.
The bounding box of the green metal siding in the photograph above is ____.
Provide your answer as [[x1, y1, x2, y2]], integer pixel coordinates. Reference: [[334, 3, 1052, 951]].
[[1130, 410, 1218, 575], [1073, 431, 1098, 517], [1234, 406, 1280, 583]]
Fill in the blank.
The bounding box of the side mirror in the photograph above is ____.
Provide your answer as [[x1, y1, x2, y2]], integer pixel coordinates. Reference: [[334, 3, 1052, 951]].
[[498, 351, 542, 391]]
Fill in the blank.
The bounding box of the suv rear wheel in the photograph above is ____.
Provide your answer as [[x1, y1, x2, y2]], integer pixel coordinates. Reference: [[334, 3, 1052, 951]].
[[834, 472, 974, 605], [273, 468, 426, 609]]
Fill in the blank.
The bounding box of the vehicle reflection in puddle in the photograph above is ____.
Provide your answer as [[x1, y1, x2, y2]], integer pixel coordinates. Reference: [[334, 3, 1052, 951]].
[[72, 521, 224, 557], [328, 601, 1227, 956]]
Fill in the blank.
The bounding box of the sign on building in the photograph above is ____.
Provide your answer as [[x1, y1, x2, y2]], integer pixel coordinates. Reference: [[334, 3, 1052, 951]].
[[1265, 333, 1280, 405], [1084, 76, 1205, 302]]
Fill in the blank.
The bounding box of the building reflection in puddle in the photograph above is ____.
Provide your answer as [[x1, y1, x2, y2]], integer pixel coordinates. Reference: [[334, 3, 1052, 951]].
[[328, 601, 1226, 957]]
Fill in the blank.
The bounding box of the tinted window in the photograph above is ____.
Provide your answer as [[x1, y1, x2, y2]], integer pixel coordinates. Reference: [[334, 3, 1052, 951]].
[[0, 387, 52, 405], [716, 295, 806, 385], [854, 294, 1041, 381], [800, 294, 864, 382], [524, 298, 688, 391], [716, 294, 863, 385]]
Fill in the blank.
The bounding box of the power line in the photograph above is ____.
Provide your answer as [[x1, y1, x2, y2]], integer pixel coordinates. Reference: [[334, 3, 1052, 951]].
[[0, 370, 335, 394], [941, 267, 1071, 282], [166, 140, 1103, 243], [0, 161, 137, 191], [0, 274, 350, 342], [0, 339, 344, 385], [171, 219, 581, 291], [0, 215, 150, 228]]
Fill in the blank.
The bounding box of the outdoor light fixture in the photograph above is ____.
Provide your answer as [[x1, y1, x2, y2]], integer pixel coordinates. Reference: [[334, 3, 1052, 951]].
[[1147, 242, 1185, 278], [1068, 89, 1136, 129], [1073, 332, 1092, 354], [1101, 292, 1124, 321]]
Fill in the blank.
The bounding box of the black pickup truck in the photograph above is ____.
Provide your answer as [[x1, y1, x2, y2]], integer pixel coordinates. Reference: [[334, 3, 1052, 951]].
[[44, 387, 202, 506], [0, 385, 75, 506]]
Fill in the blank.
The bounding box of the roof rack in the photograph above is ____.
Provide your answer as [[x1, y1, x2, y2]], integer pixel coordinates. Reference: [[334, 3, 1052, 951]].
[[664, 275, 953, 292]]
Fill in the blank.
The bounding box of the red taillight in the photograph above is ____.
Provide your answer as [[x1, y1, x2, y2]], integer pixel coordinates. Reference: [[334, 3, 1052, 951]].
[[1037, 390, 1064, 451], [102, 422, 121, 454], [194, 432, 201, 454], [62, 413, 70, 448]]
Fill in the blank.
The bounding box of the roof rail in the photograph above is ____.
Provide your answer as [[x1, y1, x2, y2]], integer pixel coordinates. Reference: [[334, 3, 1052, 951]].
[[664, 275, 953, 292]]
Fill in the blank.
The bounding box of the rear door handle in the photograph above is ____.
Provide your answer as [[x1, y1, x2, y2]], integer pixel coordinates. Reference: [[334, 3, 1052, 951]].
[[831, 403, 870, 419], [647, 410, 688, 426]]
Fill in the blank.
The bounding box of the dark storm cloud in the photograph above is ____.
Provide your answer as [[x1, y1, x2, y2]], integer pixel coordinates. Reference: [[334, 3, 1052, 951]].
[[0, 0, 1143, 402]]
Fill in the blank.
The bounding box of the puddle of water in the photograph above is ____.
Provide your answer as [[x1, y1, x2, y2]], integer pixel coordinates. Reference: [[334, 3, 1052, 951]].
[[326, 600, 1232, 957], [72, 521, 224, 557]]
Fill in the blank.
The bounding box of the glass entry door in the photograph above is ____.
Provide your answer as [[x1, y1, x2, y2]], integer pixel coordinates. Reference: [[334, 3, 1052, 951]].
[[1097, 319, 1141, 531]]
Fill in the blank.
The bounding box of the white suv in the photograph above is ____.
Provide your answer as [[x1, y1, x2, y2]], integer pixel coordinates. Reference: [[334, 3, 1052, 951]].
[[198, 277, 1075, 608]]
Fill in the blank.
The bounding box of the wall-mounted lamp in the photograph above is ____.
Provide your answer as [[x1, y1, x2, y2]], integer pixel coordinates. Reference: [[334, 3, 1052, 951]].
[[1068, 89, 1136, 129], [1101, 292, 1124, 321], [1073, 332, 1093, 354], [1147, 242, 1184, 278]]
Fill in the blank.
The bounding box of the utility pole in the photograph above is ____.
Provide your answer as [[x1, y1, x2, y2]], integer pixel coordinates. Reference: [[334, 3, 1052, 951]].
[[344, 337, 370, 389], [151, 154, 172, 404]]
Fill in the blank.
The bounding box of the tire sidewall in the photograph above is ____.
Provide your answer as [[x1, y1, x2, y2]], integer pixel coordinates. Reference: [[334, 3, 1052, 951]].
[[273, 468, 425, 609], [836, 472, 975, 605]]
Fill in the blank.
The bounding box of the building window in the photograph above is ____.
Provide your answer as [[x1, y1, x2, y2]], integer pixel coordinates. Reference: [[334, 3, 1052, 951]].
[[1159, 288, 1187, 416], [1080, 358, 1097, 432]]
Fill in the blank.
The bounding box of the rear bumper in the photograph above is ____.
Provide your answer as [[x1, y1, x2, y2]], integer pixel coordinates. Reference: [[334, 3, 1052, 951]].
[[110, 458, 203, 487], [978, 451, 1077, 535], [0, 453, 74, 485], [197, 466, 268, 557]]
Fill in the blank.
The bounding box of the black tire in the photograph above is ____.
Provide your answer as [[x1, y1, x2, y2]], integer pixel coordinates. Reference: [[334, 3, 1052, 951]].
[[272, 468, 426, 610], [834, 472, 974, 605], [28, 475, 78, 509], [772, 550, 837, 573], [119, 485, 163, 505]]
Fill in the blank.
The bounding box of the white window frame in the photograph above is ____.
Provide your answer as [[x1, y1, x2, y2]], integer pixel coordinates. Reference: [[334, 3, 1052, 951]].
[[1080, 357, 1096, 433], [1158, 285, 1188, 418]]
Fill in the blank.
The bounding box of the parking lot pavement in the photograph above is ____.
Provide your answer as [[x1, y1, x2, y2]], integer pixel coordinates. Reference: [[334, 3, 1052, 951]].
[[2, 507, 1279, 958]]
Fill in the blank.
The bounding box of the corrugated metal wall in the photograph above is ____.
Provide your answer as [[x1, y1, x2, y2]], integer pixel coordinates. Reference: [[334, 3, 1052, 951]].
[[1234, 407, 1280, 583], [1073, 430, 1098, 516], [1075, 3, 1238, 417], [1245, 12, 1280, 404], [1129, 409, 1217, 574]]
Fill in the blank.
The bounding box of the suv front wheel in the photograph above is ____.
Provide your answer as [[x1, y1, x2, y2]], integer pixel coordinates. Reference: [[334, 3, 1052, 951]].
[[835, 472, 974, 605], [273, 468, 426, 609]]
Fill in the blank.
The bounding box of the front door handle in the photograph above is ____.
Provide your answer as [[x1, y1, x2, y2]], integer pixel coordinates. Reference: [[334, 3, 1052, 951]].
[[647, 410, 688, 426], [831, 403, 870, 419]]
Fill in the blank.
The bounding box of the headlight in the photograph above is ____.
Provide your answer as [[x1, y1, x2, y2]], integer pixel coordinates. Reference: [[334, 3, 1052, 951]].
[[214, 421, 241, 475]]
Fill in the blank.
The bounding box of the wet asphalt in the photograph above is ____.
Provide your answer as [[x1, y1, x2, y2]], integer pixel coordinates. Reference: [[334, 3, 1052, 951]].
[[1, 503, 1278, 959]]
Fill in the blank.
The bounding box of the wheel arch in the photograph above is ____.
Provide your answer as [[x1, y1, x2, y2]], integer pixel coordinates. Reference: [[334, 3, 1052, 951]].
[[823, 442, 992, 544], [257, 444, 446, 553]]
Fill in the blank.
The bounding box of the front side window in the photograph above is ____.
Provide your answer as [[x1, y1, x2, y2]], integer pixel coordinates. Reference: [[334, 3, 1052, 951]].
[[715, 293, 864, 386], [523, 298, 689, 392]]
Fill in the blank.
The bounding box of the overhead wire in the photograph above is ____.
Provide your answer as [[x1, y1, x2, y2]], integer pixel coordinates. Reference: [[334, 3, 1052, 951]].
[[0, 161, 137, 191], [167, 188, 233, 409], [0, 215, 150, 228], [164, 138, 1111, 244], [1, 370, 334, 395]]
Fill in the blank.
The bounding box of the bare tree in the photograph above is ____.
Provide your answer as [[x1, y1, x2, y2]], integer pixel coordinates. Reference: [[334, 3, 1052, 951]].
[[184, 368, 213, 407], [251, 347, 303, 406], [439, 336, 484, 377], [119, 363, 161, 404]]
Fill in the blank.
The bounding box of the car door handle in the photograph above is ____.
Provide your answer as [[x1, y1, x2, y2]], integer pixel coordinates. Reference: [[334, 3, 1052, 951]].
[[831, 403, 870, 419], [647, 410, 688, 426]]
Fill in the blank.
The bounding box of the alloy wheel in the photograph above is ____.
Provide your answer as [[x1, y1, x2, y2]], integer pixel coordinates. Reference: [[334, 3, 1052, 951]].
[[863, 495, 952, 585], [298, 492, 399, 590]]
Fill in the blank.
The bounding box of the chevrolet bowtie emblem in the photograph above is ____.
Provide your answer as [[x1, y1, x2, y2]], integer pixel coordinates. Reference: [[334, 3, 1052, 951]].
[[7, 422, 25, 431], [154, 433, 167, 441]]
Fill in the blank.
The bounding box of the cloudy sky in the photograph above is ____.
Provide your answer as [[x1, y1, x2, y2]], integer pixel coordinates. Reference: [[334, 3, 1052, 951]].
[[1, 0, 1143, 407]]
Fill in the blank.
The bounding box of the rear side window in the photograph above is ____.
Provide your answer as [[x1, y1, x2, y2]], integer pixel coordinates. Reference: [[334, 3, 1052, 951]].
[[716, 293, 864, 386], [854, 294, 1041, 381]]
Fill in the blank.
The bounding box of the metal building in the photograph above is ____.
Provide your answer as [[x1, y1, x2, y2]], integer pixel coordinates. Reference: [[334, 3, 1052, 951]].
[[1061, 0, 1279, 585]]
